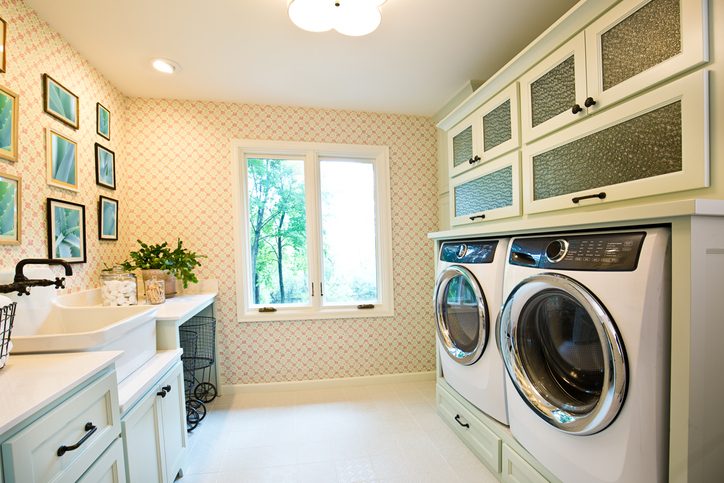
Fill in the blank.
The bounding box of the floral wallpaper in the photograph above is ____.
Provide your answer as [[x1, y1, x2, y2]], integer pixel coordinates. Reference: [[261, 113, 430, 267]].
[[123, 99, 439, 384]]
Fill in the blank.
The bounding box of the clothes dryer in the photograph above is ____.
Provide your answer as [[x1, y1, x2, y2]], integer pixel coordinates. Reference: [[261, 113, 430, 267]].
[[497, 228, 670, 483], [434, 238, 509, 425]]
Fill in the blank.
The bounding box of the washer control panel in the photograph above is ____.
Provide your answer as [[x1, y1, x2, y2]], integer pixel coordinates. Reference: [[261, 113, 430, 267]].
[[440, 240, 499, 264], [509, 232, 646, 271]]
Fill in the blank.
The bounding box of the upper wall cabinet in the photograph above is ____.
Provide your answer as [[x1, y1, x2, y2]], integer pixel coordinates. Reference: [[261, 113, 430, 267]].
[[522, 70, 708, 214], [448, 83, 520, 178], [520, 0, 708, 143]]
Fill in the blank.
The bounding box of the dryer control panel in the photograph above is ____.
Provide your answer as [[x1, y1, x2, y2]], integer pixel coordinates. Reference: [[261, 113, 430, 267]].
[[509, 232, 646, 271], [440, 240, 499, 264]]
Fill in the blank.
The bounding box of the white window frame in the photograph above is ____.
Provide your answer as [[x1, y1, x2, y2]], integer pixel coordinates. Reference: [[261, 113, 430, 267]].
[[232, 139, 395, 322]]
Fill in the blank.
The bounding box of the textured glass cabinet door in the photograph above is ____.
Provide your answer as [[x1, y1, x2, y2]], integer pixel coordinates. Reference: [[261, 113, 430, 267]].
[[585, 0, 708, 111], [480, 83, 520, 163], [450, 151, 521, 225], [522, 70, 708, 214], [520, 34, 588, 143], [448, 114, 482, 178]]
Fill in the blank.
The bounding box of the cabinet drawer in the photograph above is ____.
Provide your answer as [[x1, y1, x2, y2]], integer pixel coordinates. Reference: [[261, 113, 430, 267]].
[[501, 443, 548, 483], [437, 387, 501, 474], [2, 371, 120, 483], [78, 438, 127, 483]]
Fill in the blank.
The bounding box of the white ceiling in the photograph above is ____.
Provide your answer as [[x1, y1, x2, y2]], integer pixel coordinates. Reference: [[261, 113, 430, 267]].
[[26, 0, 578, 116]]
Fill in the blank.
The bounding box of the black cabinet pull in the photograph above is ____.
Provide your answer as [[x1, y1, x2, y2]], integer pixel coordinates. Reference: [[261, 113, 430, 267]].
[[469, 214, 486, 221], [57, 422, 97, 456], [157, 389, 167, 398], [571, 103, 583, 114], [454, 415, 470, 428], [572, 192, 606, 204], [468, 155, 481, 165], [584, 97, 597, 108], [162, 385, 171, 393]]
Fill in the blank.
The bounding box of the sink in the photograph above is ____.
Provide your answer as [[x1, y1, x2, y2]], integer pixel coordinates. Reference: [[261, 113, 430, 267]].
[[3, 268, 158, 382]]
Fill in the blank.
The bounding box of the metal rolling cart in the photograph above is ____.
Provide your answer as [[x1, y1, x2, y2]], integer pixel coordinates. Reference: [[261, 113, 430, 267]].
[[179, 315, 218, 431]]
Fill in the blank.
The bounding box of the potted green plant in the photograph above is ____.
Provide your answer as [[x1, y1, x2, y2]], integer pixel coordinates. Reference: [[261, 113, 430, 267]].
[[121, 239, 205, 298]]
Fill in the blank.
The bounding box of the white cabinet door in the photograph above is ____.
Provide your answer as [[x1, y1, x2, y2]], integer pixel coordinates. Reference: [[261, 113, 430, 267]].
[[479, 83, 520, 163], [158, 363, 187, 483], [122, 388, 165, 483], [448, 113, 482, 178], [522, 70, 708, 215], [78, 438, 127, 483]]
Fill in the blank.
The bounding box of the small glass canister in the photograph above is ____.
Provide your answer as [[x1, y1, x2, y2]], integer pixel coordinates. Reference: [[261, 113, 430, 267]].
[[144, 278, 166, 305], [100, 266, 138, 306]]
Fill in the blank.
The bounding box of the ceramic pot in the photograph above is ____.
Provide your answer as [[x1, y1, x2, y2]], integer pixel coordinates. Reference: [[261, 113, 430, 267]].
[[141, 269, 177, 298]]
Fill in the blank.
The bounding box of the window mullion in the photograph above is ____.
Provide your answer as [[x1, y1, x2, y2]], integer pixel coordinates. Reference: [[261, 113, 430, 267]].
[[304, 150, 322, 310]]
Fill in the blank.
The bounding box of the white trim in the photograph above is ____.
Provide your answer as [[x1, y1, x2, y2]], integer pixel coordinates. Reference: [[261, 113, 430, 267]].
[[221, 371, 436, 394], [231, 139, 394, 323]]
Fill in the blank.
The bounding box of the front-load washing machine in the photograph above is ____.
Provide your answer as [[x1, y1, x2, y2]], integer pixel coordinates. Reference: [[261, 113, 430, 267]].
[[497, 227, 670, 483], [434, 238, 508, 425]]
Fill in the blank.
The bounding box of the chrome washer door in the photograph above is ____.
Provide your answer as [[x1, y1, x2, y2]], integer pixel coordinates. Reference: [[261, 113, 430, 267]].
[[434, 265, 489, 366], [498, 273, 627, 435]]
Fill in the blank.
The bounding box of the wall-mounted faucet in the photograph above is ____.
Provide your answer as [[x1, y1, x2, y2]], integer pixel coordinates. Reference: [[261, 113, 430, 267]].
[[0, 258, 74, 296]]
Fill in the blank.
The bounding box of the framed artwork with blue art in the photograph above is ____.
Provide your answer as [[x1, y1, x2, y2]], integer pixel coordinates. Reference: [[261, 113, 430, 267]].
[[0, 84, 18, 162], [98, 195, 118, 241], [95, 143, 116, 189], [0, 172, 20, 245], [43, 74, 79, 129], [97, 102, 110, 140], [47, 197, 86, 263], [46, 128, 78, 191]]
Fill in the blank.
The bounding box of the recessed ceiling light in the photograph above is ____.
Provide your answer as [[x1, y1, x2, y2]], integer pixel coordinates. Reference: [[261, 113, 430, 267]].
[[152, 58, 180, 74]]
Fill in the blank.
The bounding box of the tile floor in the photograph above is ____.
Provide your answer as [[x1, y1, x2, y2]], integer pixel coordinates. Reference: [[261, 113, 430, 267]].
[[182, 380, 498, 482]]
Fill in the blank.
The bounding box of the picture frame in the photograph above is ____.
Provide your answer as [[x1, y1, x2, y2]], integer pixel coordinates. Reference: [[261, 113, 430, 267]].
[[47, 198, 86, 263], [47, 128, 78, 191], [98, 195, 118, 241], [0, 84, 18, 162], [0, 17, 6, 73], [96, 102, 110, 140], [95, 143, 116, 189], [42, 74, 79, 129], [0, 172, 20, 245]]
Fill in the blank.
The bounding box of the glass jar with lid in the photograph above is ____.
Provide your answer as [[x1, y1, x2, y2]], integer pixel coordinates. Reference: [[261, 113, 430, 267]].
[[100, 266, 138, 306]]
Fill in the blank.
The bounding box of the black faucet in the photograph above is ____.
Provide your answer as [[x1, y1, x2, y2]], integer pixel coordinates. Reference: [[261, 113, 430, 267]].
[[0, 258, 73, 296]]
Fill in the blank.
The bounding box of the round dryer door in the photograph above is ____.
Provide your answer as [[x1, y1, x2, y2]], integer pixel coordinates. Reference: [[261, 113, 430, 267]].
[[434, 265, 489, 366], [498, 273, 627, 435]]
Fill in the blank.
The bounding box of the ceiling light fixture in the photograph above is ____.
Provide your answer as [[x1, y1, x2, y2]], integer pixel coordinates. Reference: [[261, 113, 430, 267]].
[[151, 58, 180, 74], [288, 0, 386, 37]]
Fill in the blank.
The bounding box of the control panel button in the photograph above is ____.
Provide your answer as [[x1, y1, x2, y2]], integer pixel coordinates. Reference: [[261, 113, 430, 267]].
[[545, 239, 569, 263]]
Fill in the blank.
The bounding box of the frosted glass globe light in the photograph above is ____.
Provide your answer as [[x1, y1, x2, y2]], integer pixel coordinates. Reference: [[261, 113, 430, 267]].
[[288, 0, 386, 36]]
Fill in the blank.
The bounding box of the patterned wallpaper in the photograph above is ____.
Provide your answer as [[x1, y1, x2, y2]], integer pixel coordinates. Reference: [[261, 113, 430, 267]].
[[122, 99, 439, 384], [0, 0, 128, 290]]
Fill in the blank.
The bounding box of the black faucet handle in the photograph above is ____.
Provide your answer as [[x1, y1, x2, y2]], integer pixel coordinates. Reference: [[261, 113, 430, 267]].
[[54, 277, 66, 290]]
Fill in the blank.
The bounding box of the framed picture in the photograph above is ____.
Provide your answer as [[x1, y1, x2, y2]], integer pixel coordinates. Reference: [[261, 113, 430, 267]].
[[0, 84, 18, 162], [0, 172, 20, 245], [47, 129, 78, 191], [98, 196, 118, 240], [42, 74, 79, 129], [96, 102, 110, 140], [47, 198, 86, 263], [0, 17, 6, 73], [95, 143, 116, 189]]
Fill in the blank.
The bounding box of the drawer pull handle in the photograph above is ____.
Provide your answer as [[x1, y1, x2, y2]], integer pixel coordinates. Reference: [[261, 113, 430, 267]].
[[454, 414, 470, 429], [57, 422, 97, 456], [469, 214, 485, 221], [162, 385, 172, 393], [572, 192, 606, 204]]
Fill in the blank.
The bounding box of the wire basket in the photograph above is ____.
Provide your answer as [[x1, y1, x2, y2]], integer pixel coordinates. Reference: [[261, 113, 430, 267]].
[[0, 301, 17, 369], [179, 316, 217, 403]]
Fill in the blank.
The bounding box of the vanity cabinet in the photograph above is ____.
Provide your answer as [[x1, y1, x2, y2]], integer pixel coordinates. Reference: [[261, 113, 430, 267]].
[[520, 0, 708, 143], [122, 361, 186, 483], [523, 70, 708, 214], [77, 439, 127, 483], [450, 151, 520, 226], [448, 83, 520, 178]]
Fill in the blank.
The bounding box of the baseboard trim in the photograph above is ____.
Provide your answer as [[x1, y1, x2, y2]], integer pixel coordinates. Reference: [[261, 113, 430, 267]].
[[222, 371, 436, 394]]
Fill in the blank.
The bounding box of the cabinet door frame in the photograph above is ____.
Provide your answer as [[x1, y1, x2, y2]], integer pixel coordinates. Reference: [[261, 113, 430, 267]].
[[585, 0, 709, 113], [121, 388, 165, 483], [158, 363, 187, 483], [520, 33, 588, 144], [450, 151, 521, 226], [448, 113, 483, 178], [480, 82, 521, 163], [522, 70, 708, 215]]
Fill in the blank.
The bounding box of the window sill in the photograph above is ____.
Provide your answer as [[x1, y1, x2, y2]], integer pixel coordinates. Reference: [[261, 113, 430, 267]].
[[238, 306, 395, 323]]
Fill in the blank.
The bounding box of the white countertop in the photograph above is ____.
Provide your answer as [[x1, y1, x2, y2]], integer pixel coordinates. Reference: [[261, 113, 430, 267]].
[[0, 351, 122, 435], [118, 349, 182, 414], [148, 280, 217, 325]]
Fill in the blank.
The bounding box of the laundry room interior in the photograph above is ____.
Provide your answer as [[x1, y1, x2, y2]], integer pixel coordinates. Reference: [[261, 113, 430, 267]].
[[0, 0, 721, 482]]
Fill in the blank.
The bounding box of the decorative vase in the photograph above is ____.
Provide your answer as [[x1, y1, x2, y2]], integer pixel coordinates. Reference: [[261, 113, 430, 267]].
[[141, 269, 178, 298]]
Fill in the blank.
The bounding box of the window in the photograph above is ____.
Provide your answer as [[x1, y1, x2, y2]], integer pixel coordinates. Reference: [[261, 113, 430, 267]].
[[233, 140, 394, 321]]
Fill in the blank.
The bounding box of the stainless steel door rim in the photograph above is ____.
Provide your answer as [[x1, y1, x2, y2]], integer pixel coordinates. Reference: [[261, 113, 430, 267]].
[[434, 265, 489, 366], [498, 272, 627, 435]]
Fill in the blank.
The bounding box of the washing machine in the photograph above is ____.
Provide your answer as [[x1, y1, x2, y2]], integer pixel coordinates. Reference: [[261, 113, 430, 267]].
[[497, 227, 670, 483], [434, 238, 508, 425]]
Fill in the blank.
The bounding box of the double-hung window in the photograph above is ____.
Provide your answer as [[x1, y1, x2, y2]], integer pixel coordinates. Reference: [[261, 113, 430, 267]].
[[233, 140, 394, 321]]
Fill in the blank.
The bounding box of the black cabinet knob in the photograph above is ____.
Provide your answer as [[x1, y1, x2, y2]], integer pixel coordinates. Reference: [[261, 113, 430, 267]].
[[571, 104, 583, 114], [157, 390, 167, 398], [162, 385, 171, 393], [468, 155, 481, 165], [584, 97, 597, 108]]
